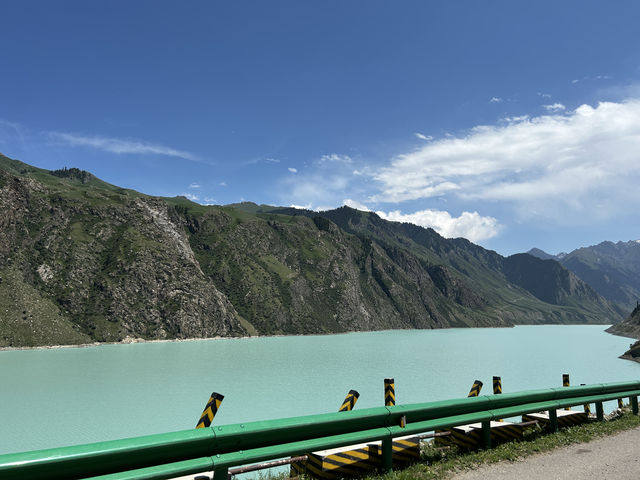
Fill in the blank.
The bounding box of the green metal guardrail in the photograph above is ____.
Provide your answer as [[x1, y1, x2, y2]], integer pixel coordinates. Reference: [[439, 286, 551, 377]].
[[1, 381, 639, 480]]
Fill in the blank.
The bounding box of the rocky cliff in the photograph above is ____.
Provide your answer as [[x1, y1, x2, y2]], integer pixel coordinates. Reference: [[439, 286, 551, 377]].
[[0, 155, 623, 347]]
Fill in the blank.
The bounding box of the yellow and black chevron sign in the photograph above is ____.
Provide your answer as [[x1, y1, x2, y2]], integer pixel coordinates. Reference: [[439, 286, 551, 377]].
[[467, 380, 483, 397], [489, 422, 525, 443], [493, 376, 502, 395], [559, 413, 587, 427], [338, 390, 360, 412], [523, 411, 588, 430], [291, 437, 421, 479], [391, 437, 420, 464], [563, 374, 571, 410], [493, 376, 504, 421], [618, 398, 624, 409], [384, 378, 395, 406], [196, 392, 224, 429]]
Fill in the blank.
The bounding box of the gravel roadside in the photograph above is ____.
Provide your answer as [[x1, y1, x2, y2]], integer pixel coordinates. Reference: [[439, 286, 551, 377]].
[[451, 425, 640, 480]]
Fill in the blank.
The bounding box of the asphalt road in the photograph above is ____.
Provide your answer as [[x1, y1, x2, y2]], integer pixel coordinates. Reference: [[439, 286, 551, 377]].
[[452, 426, 640, 480]]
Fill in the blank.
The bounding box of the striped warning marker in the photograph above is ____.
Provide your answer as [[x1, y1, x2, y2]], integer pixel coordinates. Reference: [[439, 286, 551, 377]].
[[196, 392, 224, 429], [523, 411, 588, 430], [563, 374, 571, 410], [468, 380, 483, 397], [437, 380, 484, 448], [493, 376, 502, 394], [493, 376, 504, 421], [449, 427, 481, 449], [338, 390, 360, 412], [391, 437, 421, 464], [292, 437, 420, 477], [294, 444, 375, 478], [384, 378, 395, 406], [579, 382, 591, 415]]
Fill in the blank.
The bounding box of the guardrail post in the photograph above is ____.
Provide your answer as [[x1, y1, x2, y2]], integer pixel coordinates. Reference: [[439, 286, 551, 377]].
[[338, 390, 360, 412], [632, 396, 639, 415], [563, 374, 571, 410], [548, 409, 558, 432], [580, 383, 591, 415], [468, 380, 483, 397], [596, 402, 604, 421], [381, 378, 395, 473], [481, 420, 491, 449], [381, 436, 393, 473], [493, 376, 503, 422], [214, 467, 229, 480], [196, 392, 224, 429]]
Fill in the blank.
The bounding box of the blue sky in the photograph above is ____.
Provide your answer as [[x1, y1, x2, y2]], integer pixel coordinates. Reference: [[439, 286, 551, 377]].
[[2, 1, 640, 256]]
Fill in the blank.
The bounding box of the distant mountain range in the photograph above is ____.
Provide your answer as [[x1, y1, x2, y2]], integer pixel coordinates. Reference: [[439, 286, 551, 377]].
[[0, 154, 624, 347], [527, 241, 640, 311]]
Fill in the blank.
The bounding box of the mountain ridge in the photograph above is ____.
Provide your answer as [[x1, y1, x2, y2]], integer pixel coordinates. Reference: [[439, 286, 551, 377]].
[[0, 154, 623, 347], [528, 241, 640, 311]]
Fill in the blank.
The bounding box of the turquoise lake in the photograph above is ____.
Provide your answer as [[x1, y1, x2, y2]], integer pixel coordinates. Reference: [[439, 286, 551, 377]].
[[1, 325, 639, 455]]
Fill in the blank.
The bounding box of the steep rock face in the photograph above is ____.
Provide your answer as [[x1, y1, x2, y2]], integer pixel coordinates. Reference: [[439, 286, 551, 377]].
[[607, 304, 640, 339], [0, 162, 245, 345], [265, 206, 622, 326], [606, 304, 640, 362], [528, 241, 640, 312], [503, 254, 600, 305], [185, 208, 502, 335], [0, 156, 625, 347]]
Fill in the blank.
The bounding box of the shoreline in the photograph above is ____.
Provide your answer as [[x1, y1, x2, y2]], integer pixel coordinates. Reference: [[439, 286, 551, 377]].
[[0, 323, 611, 352], [0, 335, 257, 352]]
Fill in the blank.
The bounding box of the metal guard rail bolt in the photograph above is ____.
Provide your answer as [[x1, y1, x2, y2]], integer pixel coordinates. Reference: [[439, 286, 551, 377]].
[[1, 381, 639, 480]]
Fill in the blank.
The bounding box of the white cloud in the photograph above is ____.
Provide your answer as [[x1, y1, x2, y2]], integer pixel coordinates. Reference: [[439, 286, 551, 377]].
[[571, 79, 580, 84], [500, 115, 530, 124], [288, 167, 298, 173], [537, 92, 552, 98], [280, 168, 353, 210], [0, 119, 22, 130], [490, 97, 502, 103], [48, 132, 199, 161], [182, 193, 200, 201], [290, 203, 312, 210], [373, 100, 640, 223], [265, 157, 280, 163], [188, 182, 201, 189], [317, 153, 352, 164], [219, 181, 227, 187], [543, 103, 566, 112], [415, 133, 433, 141], [343, 198, 371, 211], [376, 209, 500, 242]]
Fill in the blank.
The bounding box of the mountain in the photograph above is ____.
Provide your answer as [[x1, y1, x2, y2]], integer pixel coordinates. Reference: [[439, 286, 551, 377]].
[[606, 304, 640, 362], [0, 155, 623, 347], [607, 303, 640, 339], [526, 248, 558, 261], [528, 241, 640, 312]]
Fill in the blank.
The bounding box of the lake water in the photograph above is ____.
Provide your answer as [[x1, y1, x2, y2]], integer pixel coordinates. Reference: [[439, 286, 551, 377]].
[[1, 325, 639, 455]]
